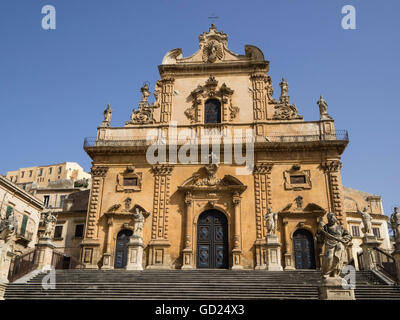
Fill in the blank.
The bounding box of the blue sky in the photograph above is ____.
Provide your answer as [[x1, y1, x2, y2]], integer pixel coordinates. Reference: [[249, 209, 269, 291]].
[[0, 0, 399, 216]]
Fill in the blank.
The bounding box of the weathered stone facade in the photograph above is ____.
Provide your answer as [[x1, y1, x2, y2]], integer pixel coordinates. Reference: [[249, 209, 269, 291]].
[[81, 25, 351, 270]]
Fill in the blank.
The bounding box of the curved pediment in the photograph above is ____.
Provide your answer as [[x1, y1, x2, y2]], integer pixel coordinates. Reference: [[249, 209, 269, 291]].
[[280, 197, 325, 215], [161, 24, 265, 65]]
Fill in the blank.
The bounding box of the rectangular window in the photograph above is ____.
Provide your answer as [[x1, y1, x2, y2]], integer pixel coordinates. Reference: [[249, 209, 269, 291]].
[[74, 224, 84, 238], [5, 206, 13, 219], [49, 167, 52, 174], [373, 227, 381, 238], [54, 225, 63, 239], [29, 170, 33, 177], [58, 167, 62, 174], [351, 225, 360, 237], [290, 175, 306, 184], [123, 177, 138, 186], [20, 215, 28, 237], [38, 168, 43, 176], [10, 176, 13, 182], [21, 171, 24, 178], [43, 195, 50, 208], [59, 195, 66, 208]]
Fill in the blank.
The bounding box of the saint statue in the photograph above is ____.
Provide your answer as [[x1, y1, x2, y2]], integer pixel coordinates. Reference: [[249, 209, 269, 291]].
[[358, 207, 373, 236], [317, 96, 331, 119], [132, 207, 146, 238], [43, 212, 57, 239], [264, 208, 278, 235], [141, 83, 151, 103], [390, 207, 400, 245], [0, 214, 18, 243], [316, 212, 352, 279], [103, 104, 112, 123], [279, 78, 288, 99]]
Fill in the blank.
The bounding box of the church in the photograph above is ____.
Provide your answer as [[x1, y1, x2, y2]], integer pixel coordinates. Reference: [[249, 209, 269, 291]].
[[80, 24, 383, 271]]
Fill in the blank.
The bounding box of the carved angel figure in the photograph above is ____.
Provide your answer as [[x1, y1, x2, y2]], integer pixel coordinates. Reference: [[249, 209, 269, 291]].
[[264, 208, 278, 235]]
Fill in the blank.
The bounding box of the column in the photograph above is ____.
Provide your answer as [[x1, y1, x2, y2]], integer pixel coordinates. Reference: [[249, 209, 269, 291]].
[[182, 192, 194, 269], [101, 216, 113, 269], [80, 165, 108, 269], [147, 164, 173, 269], [160, 77, 175, 123], [232, 192, 243, 270], [282, 220, 295, 270]]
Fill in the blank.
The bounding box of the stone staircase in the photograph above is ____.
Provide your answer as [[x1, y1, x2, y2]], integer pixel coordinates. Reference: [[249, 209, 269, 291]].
[[4, 269, 400, 300]]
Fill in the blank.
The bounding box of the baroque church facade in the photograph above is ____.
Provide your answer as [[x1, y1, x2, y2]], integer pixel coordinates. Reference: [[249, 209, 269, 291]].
[[81, 25, 351, 271]]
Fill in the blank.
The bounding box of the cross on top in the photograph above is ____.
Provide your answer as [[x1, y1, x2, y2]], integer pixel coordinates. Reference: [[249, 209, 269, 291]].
[[208, 14, 219, 25]]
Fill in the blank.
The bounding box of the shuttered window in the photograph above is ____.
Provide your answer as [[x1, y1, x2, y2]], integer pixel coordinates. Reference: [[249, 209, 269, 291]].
[[20, 215, 28, 236]]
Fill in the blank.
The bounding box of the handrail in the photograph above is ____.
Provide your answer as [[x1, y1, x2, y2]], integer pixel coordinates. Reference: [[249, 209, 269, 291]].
[[8, 249, 38, 283]]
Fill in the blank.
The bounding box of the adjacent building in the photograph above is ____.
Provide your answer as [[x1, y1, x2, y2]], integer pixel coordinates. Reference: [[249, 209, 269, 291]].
[[5, 162, 91, 192], [0, 175, 43, 254]]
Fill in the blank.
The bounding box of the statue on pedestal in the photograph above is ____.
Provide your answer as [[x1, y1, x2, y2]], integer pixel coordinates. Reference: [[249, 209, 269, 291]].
[[317, 95, 332, 120], [279, 78, 288, 99], [264, 208, 278, 235], [43, 212, 57, 239], [316, 212, 352, 280], [132, 207, 148, 238], [358, 207, 373, 237]]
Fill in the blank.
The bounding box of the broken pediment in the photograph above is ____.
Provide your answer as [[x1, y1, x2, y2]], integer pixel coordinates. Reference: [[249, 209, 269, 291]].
[[161, 24, 265, 65], [280, 198, 325, 215]]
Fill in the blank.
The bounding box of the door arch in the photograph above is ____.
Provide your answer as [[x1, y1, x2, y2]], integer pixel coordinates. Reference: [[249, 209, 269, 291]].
[[293, 229, 316, 269], [196, 210, 228, 269], [114, 229, 133, 269]]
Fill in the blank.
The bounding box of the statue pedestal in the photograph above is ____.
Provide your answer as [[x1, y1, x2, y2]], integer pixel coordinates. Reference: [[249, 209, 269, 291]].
[[35, 238, 56, 269], [232, 249, 243, 270], [80, 239, 101, 269], [265, 235, 283, 271], [126, 236, 144, 270], [360, 235, 380, 270], [319, 277, 355, 300], [0, 240, 14, 284]]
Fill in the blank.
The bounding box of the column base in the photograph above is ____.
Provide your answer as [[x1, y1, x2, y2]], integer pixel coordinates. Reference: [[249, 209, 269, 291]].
[[284, 253, 295, 270], [254, 240, 266, 270], [147, 239, 171, 269], [232, 249, 243, 270], [80, 239, 101, 269], [182, 248, 194, 269], [101, 253, 113, 269]]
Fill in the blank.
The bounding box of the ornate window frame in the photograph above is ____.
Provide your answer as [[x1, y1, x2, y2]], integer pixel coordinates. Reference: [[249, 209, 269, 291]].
[[184, 75, 239, 124], [283, 165, 311, 191], [116, 166, 142, 193]]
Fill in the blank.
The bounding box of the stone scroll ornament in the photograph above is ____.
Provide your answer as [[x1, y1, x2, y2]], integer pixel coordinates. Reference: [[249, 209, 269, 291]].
[[316, 212, 352, 281], [273, 78, 303, 120]]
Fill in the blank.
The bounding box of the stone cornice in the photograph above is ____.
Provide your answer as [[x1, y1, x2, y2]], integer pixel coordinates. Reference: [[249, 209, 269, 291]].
[[158, 61, 269, 76], [0, 175, 43, 210]]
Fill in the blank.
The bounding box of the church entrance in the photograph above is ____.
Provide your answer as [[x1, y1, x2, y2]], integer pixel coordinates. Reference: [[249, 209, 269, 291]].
[[196, 210, 228, 269], [293, 229, 316, 269], [114, 229, 133, 269]]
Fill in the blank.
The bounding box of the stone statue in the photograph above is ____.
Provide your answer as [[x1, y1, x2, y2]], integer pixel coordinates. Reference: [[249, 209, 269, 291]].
[[43, 212, 57, 239], [0, 214, 18, 243], [104, 104, 112, 122], [390, 207, 400, 245], [279, 78, 288, 99], [132, 207, 145, 238], [141, 83, 151, 103], [359, 207, 373, 236], [316, 212, 352, 279], [317, 96, 332, 120], [264, 208, 278, 235]]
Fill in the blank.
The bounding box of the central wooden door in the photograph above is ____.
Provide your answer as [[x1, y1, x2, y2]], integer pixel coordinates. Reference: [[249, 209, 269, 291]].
[[293, 229, 316, 269], [196, 210, 228, 269], [114, 229, 133, 269]]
